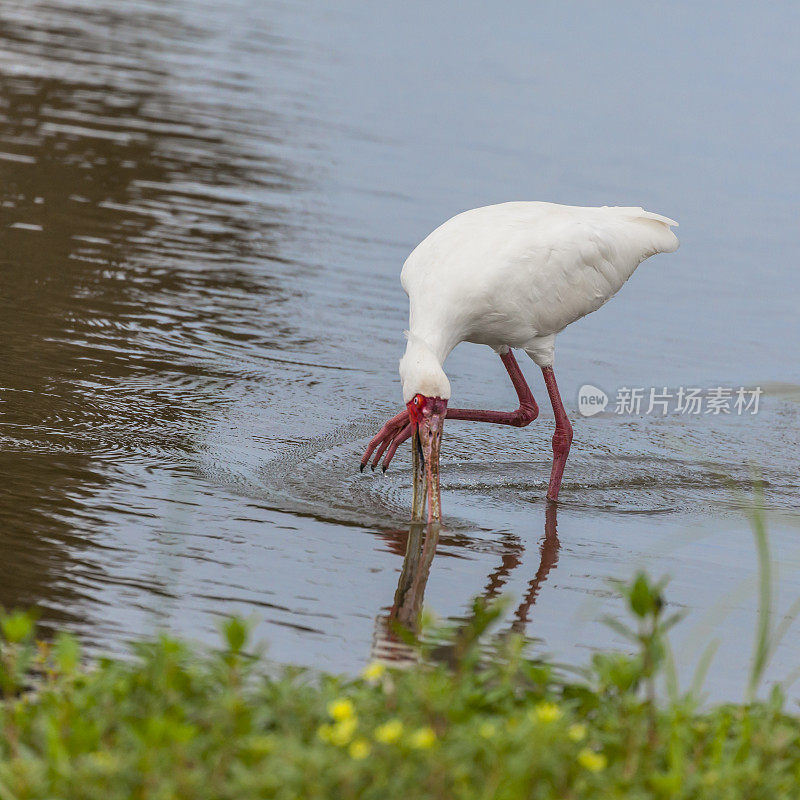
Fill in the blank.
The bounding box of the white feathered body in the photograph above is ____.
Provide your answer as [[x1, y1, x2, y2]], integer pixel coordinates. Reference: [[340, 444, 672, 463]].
[[401, 202, 678, 372]]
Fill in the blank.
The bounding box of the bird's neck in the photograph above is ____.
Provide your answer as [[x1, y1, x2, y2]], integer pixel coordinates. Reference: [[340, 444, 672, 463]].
[[405, 328, 455, 365], [399, 333, 452, 403]]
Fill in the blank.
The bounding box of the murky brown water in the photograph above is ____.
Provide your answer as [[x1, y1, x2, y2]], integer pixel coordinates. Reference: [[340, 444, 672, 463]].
[[1, 0, 799, 698]]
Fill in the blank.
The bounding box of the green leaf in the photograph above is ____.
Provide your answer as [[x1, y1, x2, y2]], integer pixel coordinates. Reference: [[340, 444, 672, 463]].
[[0, 609, 36, 644], [221, 616, 249, 654], [53, 632, 81, 675], [629, 572, 655, 618]]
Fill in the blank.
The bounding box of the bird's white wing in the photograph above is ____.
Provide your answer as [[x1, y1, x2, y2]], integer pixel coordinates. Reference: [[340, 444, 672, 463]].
[[516, 205, 679, 335], [401, 203, 678, 352]]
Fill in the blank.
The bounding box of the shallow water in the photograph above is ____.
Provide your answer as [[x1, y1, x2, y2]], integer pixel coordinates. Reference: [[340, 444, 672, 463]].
[[1, 0, 799, 699]]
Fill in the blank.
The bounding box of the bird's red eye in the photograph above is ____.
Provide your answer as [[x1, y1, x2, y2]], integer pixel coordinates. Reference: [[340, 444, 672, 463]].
[[413, 394, 422, 406]]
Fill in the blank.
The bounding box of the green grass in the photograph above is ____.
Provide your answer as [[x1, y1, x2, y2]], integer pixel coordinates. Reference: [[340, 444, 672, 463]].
[[3, 565, 800, 799]]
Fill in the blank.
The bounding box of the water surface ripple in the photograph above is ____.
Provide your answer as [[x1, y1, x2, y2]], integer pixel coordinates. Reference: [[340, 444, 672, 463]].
[[1, 0, 799, 698]]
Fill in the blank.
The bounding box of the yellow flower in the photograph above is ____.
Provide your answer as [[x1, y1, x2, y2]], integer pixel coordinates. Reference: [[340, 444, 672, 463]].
[[374, 719, 404, 744], [577, 747, 607, 773], [409, 726, 437, 749], [327, 698, 356, 721], [534, 702, 563, 724], [329, 717, 358, 747], [479, 722, 497, 739], [349, 739, 371, 760], [319, 718, 359, 747], [361, 661, 386, 682], [568, 723, 587, 742]]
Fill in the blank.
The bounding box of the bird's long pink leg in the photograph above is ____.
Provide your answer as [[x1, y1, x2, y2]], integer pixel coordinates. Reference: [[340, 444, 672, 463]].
[[361, 351, 539, 472], [446, 351, 539, 426], [541, 366, 573, 501]]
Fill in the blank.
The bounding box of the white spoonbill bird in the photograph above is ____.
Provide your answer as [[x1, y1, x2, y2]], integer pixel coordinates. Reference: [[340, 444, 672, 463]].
[[361, 202, 679, 522]]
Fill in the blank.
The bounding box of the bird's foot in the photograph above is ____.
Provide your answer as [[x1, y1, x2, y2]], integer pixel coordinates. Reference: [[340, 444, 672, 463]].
[[360, 409, 413, 472]]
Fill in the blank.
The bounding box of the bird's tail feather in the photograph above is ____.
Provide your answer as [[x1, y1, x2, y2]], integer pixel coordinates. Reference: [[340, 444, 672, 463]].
[[611, 206, 678, 228]]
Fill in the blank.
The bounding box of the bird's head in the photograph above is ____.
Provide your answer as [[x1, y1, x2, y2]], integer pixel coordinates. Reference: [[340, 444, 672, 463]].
[[400, 336, 450, 523]]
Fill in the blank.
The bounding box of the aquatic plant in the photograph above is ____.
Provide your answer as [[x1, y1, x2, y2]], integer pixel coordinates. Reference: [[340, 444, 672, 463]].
[[2, 563, 800, 799]]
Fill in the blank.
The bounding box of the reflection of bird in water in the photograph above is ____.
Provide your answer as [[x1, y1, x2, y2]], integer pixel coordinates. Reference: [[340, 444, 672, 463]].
[[361, 203, 678, 521], [371, 522, 440, 667], [370, 503, 561, 666], [496, 502, 560, 636]]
